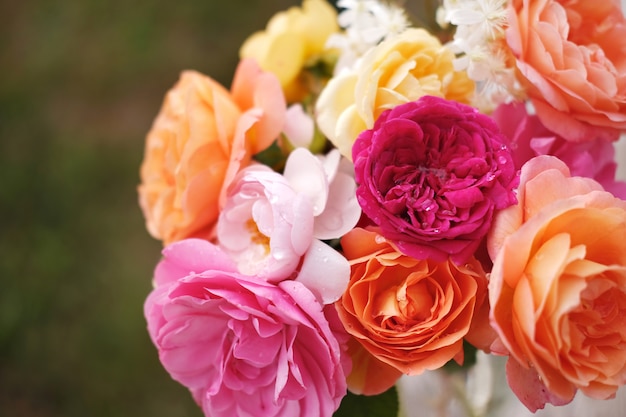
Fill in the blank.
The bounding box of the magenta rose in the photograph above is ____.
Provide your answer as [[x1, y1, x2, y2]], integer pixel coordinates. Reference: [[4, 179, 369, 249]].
[[352, 95, 518, 263], [144, 239, 350, 417], [492, 102, 626, 199]]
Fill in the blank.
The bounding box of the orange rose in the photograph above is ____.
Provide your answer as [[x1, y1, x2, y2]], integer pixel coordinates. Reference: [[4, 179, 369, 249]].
[[336, 227, 489, 393], [488, 155, 626, 409], [506, 0, 626, 141], [138, 59, 286, 245]]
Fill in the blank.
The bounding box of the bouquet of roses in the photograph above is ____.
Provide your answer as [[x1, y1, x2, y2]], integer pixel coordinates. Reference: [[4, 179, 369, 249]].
[[137, 0, 626, 416]]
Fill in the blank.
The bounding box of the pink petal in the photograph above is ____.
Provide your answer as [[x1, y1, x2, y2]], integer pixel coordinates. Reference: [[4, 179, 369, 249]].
[[314, 171, 361, 240], [283, 104, 315, 148], [284, 148, 329, 216], [506, 357, 574, 412], [154, 239, 236, 287], [295, 239, 350, 304]]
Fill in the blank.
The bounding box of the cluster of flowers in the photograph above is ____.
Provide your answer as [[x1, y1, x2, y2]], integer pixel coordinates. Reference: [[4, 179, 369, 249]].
[[137, 0, 626, 415]]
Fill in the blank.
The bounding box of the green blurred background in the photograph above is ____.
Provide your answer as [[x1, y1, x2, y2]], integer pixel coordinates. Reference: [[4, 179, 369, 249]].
[[0, 1, 304, 416], [0, 0, 444, 415]]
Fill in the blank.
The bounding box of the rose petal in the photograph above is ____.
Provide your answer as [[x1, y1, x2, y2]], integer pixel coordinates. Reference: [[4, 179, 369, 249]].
[[295, 239, 350, 304]]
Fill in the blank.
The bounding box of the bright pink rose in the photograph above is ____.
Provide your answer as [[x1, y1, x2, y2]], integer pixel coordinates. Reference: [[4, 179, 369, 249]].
[[488, 156, 626, 411], [492, 102, 626, 199], [506, 0, 626, 141], [352, 95, 518, 264], [145, 239, 350, 417]]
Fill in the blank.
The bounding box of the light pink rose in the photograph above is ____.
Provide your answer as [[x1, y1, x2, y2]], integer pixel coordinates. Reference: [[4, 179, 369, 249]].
[[217, 148, 361, 303], [145, 238, 350, 417], [492, 102, 626, 199], [487, 156, 626, 411]]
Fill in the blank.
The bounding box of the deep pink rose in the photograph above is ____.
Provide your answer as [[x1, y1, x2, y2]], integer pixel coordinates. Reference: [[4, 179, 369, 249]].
[[493, 102, 626, 199], [145, 239, 350, 417], [352, 95, 518, 263]]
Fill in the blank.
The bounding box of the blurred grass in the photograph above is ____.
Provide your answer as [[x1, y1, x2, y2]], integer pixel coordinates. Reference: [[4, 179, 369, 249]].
[[0, 1, 299, 416]]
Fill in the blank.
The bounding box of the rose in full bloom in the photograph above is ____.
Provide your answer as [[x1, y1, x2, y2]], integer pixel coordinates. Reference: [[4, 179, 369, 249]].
[[506, 0, 626, 142], [316, 28, 474, 159], [352, 95, 518, 264], [336, 227, 490, 393], [138, 59, 286, 245], [145, 239, 350, 417], [492, 102, 626, 199], [240, 0, 338, 103], [487, 155, 626, 411], [216, 148, 361, 303]]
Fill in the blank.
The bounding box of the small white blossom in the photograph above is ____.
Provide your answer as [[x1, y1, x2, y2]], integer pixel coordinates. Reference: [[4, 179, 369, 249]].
[[328, 0, 411, 73], [438, 0, 521, 111]]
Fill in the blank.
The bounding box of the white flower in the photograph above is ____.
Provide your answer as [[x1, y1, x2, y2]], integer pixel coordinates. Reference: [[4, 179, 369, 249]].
[[328, 0, 410, 73], [438, 0, 520, 111]]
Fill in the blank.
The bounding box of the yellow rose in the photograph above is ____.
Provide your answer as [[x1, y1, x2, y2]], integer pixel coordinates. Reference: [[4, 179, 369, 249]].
[[316, 28, 475, 159], [240, 0, 338, 103]]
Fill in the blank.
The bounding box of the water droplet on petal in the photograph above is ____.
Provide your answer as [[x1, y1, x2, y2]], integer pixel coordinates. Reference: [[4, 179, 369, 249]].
[[273, 251, 286, 260]]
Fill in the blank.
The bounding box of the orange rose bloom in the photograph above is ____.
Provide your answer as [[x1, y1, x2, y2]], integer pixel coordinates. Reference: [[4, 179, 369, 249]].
[[488, 156, 626, 407], [138, 59, 286, 245], [506, 0, 626, 142], [337, 227, 489, 392]]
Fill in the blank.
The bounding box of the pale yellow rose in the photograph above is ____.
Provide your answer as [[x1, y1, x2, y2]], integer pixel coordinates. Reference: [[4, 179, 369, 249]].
[[316, 28, 475, 159], [240, 0, 338, 103]]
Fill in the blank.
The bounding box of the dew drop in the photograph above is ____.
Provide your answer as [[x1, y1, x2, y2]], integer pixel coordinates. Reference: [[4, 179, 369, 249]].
[[374, 235, 386, 244], [273, 251, 286, 260], [498, 155, 508, 165]]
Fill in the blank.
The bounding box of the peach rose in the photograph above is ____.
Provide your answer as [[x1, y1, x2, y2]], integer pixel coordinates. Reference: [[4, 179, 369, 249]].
[[316, 28, 475, 159], [488, 155, 626, 411], [240, 0, 339, 103], [138, 59, 286, 245], [336, 227, 489, 393], [506, 0, 626, 142]]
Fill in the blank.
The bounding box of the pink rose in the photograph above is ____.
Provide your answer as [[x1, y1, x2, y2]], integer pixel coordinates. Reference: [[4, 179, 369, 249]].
[[506, 0, 626, 141], [145, 239, 350, 417], [492, 102, 626, 199], [488, 156, 626, 411], [352, 95, 518, 264]]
